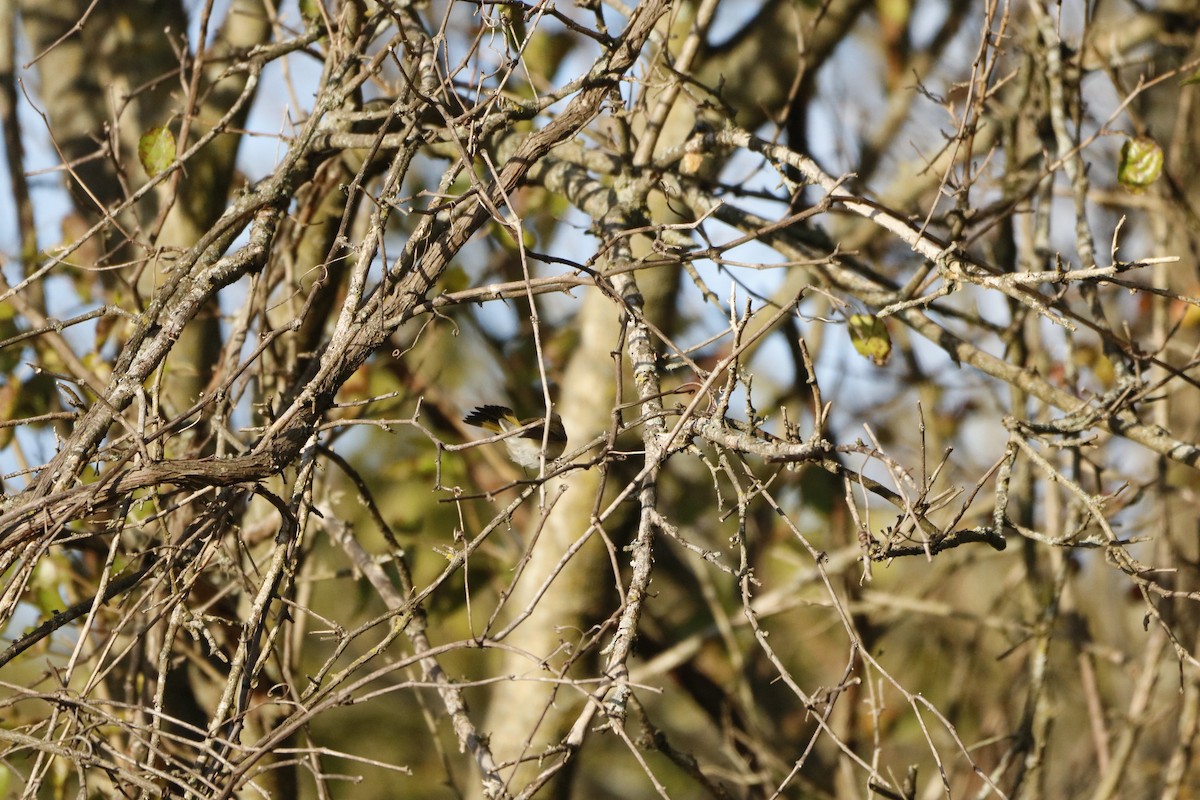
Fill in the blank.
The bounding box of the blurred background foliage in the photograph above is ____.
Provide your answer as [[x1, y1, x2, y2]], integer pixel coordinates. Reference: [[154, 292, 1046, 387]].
[[1, 1, 1200, 798]]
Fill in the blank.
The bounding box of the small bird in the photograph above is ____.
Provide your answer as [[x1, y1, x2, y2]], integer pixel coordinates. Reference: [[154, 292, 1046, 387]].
[[463, 405, 567, 469]]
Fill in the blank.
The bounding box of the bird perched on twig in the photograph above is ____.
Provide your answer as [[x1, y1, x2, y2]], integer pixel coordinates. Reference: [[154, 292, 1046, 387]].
[[463, 405, 567, 469]]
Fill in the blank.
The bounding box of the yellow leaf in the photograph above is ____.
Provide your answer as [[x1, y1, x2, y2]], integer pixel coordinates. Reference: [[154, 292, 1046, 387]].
[[1117, 136, 1162, 194], [848, 314, 892, 366], [138, 125, 176, 178]]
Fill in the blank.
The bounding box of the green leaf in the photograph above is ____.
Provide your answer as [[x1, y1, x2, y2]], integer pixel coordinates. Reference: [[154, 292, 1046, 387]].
[[877, 0, 911, 26], [300, 0, 326, 31], [1117, 136, 1162, 194], [137, 125, 176, 178], [1182, 70, 1200, 86], [30, 556, 66, 617], [848, 314, 892, 366]]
